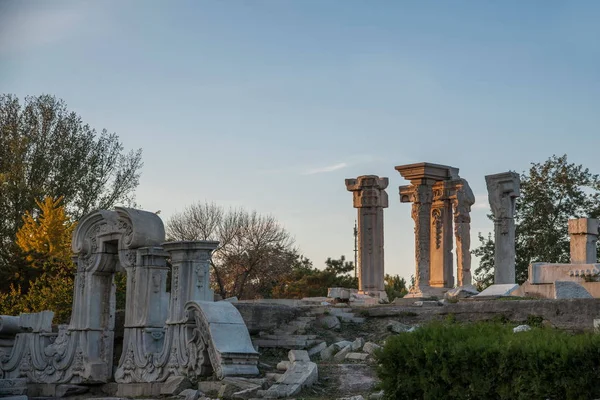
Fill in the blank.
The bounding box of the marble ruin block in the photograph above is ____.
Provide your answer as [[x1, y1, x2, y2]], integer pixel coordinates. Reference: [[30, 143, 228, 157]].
[[345, 175, 389, 295], [0, 207, 259, 389], [396, 162, 474, 297], [486, 172, 520, 284], [568, 218, 599, 264]]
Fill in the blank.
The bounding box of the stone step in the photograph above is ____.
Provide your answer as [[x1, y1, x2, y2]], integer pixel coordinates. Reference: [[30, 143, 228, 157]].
[[329, 307, 353, 315]]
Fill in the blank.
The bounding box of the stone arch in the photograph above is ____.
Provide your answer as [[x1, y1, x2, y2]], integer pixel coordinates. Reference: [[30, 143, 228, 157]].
[[183, 301, 259, 379], [0, 207, 165, 384]]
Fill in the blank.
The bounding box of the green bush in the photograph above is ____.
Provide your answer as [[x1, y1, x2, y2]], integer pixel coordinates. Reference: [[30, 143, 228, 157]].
[[375, 321, 600, 400]]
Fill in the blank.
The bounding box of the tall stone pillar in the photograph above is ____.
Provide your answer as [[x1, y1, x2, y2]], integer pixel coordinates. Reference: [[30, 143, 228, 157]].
[[568, 218, 599, 264], [345, 175, 389, 294], [399, 181, 434, 295], [163, 241, 219, 324], [450, 179, 475, 286], [486, 172, 520, 284], [397, 163, 458, 298], [430, 181, 454, 288]]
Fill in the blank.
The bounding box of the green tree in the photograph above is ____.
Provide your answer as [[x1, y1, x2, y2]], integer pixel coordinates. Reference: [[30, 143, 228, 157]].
[[384, 274, 408, 301], [272, 255, 358, 299], [0, 94, 143, 289], [474, 155, 600, 286]]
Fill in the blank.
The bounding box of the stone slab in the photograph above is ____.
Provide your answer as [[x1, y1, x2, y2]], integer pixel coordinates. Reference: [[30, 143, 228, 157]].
[[475, 284, 520, 297], [117, 383, 162, 397], [346, 352, 369, 361], [554, 281, 593, 299]]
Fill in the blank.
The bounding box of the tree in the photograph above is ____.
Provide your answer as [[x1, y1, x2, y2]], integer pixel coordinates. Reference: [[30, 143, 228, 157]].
[[166, 201, 298, 299], [384, 274, 408, 301], [271, 255, 358, 299], [0, 196, 77, 322], [0, 94, 143, 287], [474, 155, 600, 286]]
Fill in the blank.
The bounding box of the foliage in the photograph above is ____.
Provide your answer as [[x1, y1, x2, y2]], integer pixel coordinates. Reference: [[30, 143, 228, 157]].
[[0, 196, 76, 323], [376, 321, 600, 400], [474, 154, 600, 285], [272, 255, 358, 298], [166, 201, 298, 299], [384, 274, 408, 301], [0, 94, 143, 288]]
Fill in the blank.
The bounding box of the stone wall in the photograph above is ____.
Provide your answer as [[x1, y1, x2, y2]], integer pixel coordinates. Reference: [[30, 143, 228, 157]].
[[366, 299, 600, 331]]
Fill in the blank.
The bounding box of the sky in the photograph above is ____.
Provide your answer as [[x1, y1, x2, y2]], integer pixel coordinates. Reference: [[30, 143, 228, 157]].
[[1, 0, 600, 280]]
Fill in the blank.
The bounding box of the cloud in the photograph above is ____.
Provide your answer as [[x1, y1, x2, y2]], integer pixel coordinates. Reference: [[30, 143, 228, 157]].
[[302, 162, 348, 175]]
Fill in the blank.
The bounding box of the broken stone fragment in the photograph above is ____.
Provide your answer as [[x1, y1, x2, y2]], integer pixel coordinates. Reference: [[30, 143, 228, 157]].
[[345, 352, 369, 361], [160, 376, 192, 395], [288, 349, 310, 363], [320, 343, 337, 361], [308, 341, 327, 356], [333, 345, 352, 362], [513, 324, 531, 333], [318, 314, 341, 330], [178, 389, 201, 400], [362, 342, 382, 355], [352, 337, 365, 351]]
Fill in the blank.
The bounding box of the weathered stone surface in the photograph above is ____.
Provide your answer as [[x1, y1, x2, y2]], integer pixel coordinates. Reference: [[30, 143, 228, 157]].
[[362, 342, 382, 355], [276, 361, 291, 371], [160, 376, 192, 395], [320, 344, 337, 361], [288, 350, 310, 363], [217, 378, 260, 399], [55, 384, 89, 398], [569, 218, 599, 264], [513, 325, 531, 333], [352, 337, 365, 351], [0, 379, 27, 396], [486, 172, 520, 284], [346, 175, 389, 293], [179, 389, 201, 400], [337, 396, 365, 400], [370, 390, 385, 399], [328, 287, 351, 299], [233, 303, 299, 335], [197, 381, 225, 396], [332, 364, 377, 394], [318, 315, 341, 330], [260, 351, 318, 398], [444, 285, 479, 299], [554, 281, 593, 299], [346, 352, 369, 361], [333, 345, 352, 362], [308, 342, 327, 356], [334, 340, 353, 349], [476, 283, 519, 297]]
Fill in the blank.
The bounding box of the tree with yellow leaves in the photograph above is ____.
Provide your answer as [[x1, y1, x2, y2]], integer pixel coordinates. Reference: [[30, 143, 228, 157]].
[[0, 196, 77, 322]]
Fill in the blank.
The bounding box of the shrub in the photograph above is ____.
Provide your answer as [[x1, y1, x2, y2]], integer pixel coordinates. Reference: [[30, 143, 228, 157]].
[[375, 321, 600, 400]]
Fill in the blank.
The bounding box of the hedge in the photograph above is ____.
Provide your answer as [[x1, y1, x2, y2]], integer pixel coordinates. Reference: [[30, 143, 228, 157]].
[[375, 321, 600, 400]]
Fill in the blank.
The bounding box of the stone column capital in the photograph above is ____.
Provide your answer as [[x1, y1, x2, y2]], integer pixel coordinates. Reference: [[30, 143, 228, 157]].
[[346, 175, 389, 208], [485, 172, 520, 220]]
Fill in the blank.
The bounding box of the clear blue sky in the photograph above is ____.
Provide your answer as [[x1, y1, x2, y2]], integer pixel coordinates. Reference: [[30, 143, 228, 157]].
[[1, 0, 599, 281]]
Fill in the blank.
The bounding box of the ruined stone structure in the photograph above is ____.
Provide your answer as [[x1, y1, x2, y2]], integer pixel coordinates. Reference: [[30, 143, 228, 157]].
[[345, 175, 389, 296], [485, 172, 520, 284], [0, 208, 258, 392], [396, 163, 475, 298]]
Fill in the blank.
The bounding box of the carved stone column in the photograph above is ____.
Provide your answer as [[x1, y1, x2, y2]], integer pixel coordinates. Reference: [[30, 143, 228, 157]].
[[397, 162, 459, 298], [163, 241, 219, 324], [345, 175, 389, 294], [486, 172, 520, 284], [450, 179, 475, 286], [399, 182, 434, 295], [430, 181, 454, 288], [568, 218, 599, 264]]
